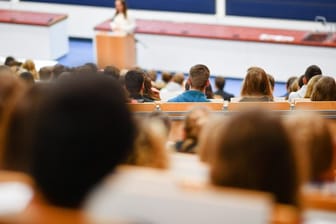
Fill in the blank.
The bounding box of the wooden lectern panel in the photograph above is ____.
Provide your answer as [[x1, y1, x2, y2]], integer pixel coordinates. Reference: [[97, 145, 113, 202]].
[[95, 33, 136, 69]]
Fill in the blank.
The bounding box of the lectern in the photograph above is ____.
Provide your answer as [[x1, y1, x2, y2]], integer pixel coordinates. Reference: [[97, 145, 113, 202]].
[[95, 32, 136, 69]]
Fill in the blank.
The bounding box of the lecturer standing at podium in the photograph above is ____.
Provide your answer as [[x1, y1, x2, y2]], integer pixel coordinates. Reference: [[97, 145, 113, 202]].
[[110, 0, 136, 34]]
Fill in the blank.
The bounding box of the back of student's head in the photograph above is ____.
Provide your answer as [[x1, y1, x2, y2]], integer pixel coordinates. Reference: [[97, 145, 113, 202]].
[[19, 72, 35, 85], [4, 56, 15, 66], [267, 74, 275, 91], [172, 73, 185, 85], [1, 84, 45, 172], [161, 71, 173, 83], [286, 76, 297, 92], [0, 74, 27, 122], [126, 116, 169, 169], [125, 69, 145, 96], [38, 66, 53, 81], [180, 106, 210, 153], [52, 64, 68, 80], [0, 65, 14, 77], [215, 76, 225, 90], [284, 113, 334, 183], [28, 74, 136, 208], [241, 67, 272, 98], [210, 109, 298, 206], [304, 65, 322, 83], [304, 75, 322, 98], [104, 65, 120, 80], [189, 64, 210, 90], [311, 76, 336, 101]]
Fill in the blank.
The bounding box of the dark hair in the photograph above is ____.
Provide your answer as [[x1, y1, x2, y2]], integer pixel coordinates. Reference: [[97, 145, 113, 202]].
[[210, 109, 298, 206], [205, 84, 214, 99], [104, 65, 120, 80], [52, 64, 68, 80], [304, 65, 322, 82], [19, 72, 35, 85], [189, 64, 210, 90], [298, 75, 305, 88], [215, 77, 226, 90], [125, 69, 145, 98], [29, 74, 135, 208], [143, 73, 160, 101], [4, 56, 15, 66], [38, 66, 53, 81], [311, 76, 336, 101]]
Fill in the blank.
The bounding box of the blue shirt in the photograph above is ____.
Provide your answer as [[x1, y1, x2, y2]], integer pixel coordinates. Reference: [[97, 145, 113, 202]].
[[167, 90, 210, 102]]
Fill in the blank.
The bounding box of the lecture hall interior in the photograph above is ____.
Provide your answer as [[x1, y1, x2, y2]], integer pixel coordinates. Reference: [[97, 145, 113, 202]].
[[0, 0, 336, 223]]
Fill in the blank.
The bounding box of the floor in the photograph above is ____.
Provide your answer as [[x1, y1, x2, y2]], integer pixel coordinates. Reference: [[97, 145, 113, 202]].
[[57, 38, 287, 97]]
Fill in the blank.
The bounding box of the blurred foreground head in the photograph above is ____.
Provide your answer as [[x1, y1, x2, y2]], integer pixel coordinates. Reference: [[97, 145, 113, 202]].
[[210, 109, 299, 206], [29, 74, 136, 208]]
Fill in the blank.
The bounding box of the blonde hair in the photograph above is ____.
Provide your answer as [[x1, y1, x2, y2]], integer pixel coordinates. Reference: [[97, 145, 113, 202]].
[[304, 75, 322, 98], [22, 59, 39, 80], [198, 115, 226, 163], [127, 118, 169, 169]]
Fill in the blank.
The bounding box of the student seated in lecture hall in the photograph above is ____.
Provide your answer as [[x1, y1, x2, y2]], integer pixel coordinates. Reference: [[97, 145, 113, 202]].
[[239, 67, 273, 102], [168, 64, 211, 102], [288, 65, 322, 102]]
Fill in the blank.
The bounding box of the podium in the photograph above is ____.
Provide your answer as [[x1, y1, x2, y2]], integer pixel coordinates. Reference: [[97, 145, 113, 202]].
[[94, 32, 136, 69]]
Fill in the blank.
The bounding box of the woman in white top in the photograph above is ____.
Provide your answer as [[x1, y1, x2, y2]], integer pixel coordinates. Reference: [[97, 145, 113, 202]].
[[110, 0, 136, 34]]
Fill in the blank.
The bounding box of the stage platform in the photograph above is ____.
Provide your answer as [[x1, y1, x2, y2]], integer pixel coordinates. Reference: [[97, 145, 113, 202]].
[[96, 19, 336, 81]]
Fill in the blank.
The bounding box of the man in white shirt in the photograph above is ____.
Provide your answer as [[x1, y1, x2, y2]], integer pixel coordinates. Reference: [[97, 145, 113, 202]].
[[288, 65, 322, 102]]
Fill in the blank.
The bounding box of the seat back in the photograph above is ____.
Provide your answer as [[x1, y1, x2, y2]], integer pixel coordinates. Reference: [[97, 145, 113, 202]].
[[227, 102, 291, 111], [127, 103, 158, 112], [159, 102, 223, 112], [294, 101, 336, 110]]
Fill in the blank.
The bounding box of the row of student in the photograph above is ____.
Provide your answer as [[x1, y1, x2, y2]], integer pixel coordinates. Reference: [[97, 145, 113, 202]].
[[3, 55, 335, 102], [0, 63, 334, 221], [123, 64, 335, 103]]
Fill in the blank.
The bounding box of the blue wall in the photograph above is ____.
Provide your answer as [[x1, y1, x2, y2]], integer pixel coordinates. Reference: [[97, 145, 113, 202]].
[[21, 0, 216, 14], [20, 0, 336, 22], [226, 0, 336, 22]]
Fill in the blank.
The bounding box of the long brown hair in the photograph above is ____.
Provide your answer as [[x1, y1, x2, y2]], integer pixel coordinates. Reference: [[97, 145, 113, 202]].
[[114, 0, 128, 18], [241, 67, 273, 99], [210, 109, 299, 206]]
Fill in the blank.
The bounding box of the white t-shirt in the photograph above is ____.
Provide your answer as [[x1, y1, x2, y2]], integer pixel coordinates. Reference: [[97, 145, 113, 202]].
[[110, 13, 136, 34]]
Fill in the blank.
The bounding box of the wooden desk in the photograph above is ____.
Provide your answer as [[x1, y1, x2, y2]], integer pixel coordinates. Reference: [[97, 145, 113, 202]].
[[94, 31, 136, 69], [0, 9, 68, 60]]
